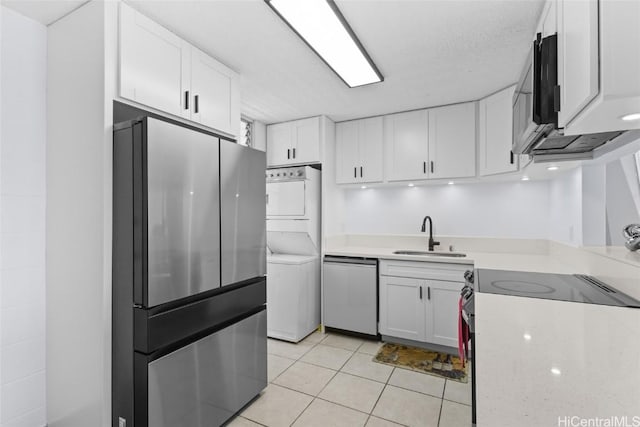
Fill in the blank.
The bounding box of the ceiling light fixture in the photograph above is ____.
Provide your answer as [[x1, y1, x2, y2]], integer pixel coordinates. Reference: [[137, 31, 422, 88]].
[[546, 166, 559, 171], [265, 0, 383, 88], [621, 113, 640, 121]]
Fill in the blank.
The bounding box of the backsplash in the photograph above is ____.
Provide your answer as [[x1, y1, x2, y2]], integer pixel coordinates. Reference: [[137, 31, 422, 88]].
[[343, 180, 550, 239]]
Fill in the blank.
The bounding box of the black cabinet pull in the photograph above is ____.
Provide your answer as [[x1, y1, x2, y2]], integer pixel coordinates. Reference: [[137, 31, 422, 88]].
[[354, 167, 357, 178], [510, 151, 514, 165], [293, 148, 296, 159], [194, 95, 199, 113], [184, 91, 189, 110], [419, 287, 423, 300], [430, 161, 434, 174], [360, 166, 363, 177], [427, 286, 431, 300], [423, 161, 426, 174], [288, 149, 291, 159]]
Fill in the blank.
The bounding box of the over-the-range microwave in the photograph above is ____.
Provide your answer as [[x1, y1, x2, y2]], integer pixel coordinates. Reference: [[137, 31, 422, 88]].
[[512, 32, 623, 162]]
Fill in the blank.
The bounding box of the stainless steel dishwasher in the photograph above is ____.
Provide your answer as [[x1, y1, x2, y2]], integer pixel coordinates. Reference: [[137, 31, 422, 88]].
[[323, 256, 378, 336]]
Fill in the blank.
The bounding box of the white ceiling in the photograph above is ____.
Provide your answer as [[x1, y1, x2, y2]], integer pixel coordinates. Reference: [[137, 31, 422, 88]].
[[2, 0, 544, 125], [1, 0, 87, 26]]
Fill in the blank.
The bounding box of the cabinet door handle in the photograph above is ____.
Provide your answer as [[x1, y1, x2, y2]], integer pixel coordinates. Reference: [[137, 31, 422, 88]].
[[184, 91, 189, 110], [354, 167, 357, 178], [288, 149, 291, 159], [194, 95, 199, 113], [510, 151, 514, 165], [293, 148, 296, 159], [430, 161, 434, 174], [419, 286, 423, 300], [423, 161, 426, 174], [427, 286, 431, 300], [360, 166, 363, 178]]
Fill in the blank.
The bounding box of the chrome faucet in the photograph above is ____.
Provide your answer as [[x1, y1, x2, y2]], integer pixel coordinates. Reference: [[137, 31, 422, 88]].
[[421, 216, 440, 252], [623, 224, 640, 251]]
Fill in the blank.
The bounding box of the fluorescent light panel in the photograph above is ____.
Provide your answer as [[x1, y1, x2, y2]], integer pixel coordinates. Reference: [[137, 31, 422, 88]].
[[266, 0, 383, 87]]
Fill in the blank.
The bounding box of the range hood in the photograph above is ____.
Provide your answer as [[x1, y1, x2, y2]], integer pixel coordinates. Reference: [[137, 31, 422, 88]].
[[525, 129, 625, 162], [512, 31, 627, 163]]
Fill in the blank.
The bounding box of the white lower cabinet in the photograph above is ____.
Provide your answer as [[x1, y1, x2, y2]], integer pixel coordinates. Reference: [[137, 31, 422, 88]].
[[379, 276, 426, 341], [379, 260, 471, 348]]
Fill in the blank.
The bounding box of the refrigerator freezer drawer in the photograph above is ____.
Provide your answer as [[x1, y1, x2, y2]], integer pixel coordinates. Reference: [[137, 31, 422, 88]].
[[134, 278, 266, 354], [140, 309, 267, 427]]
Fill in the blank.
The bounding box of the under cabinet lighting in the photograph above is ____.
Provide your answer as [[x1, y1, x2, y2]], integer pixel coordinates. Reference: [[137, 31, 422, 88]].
[[550, 367, 562, 376], [621, 113, 640, 121], [361, 185, 367, 189], [523, 333, 532, 341], [408, 183, 415, 187], [546, 166, 559, 171], [521, 176, 530, 181], [448, 181, 454, 185], [265, 0, 383, 87]]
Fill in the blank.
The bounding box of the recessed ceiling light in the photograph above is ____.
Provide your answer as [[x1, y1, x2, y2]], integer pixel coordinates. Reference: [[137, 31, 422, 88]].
[[621, 113, 640, 121], [521, 176, 530, 181], [448, 181, 454, 185], [265, 0, 383, 88], [408, 183, 414, 187], [361, 185, 367, 189], [546, 166, 559, 171]]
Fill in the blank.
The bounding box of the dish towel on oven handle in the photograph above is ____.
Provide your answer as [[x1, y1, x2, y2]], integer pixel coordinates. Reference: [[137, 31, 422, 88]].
[[458, 296, 470, 367]]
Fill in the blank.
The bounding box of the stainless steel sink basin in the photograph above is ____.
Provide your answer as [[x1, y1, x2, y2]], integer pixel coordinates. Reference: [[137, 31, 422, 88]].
[[393, 250, 467, 257]]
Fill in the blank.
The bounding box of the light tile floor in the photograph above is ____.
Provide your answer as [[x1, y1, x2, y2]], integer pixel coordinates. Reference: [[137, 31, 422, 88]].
[[228, 331, 472, 427]]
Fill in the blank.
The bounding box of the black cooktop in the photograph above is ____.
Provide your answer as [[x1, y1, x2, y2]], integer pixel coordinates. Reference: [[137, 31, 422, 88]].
[[475, 269, 640, 307]]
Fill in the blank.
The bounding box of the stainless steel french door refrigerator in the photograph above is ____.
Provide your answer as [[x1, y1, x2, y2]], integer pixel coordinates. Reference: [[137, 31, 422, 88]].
[[112, 117, 267, 427]]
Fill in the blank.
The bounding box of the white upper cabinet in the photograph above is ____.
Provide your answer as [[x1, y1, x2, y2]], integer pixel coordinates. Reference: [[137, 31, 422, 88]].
[[120, 4, 188, 118], [336, 117, 383, 184], [119, 3, 239, 138], [558, 0, 640, 135], [479, 86, 518, 176], [384, 110, 430, 182], [291, 117, 321, 164], [557, 0, 599, 129], [428, 102, 477, 179], [190, 47, 240, 137], [266, 117, 322, 167]]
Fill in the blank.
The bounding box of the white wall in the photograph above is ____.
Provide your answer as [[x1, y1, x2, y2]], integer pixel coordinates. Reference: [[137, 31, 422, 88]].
[[0, 6, 47, 426], [548, 168, 583, 246], [47, 2, 116, 426], [343, 180, 550, 239]]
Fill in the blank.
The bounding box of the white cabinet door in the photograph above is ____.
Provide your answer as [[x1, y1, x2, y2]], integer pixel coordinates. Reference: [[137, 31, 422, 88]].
[[558, 0, 599, 128], [190, 47, 240, 137], [379, 276, 426, 341], [479, 86, 518, 176], [266, 122, 292, 167], [120, 3, 189, 118], [336, 121, 360, 184], [336, 117, 384, 184], [359, 117, 384, 183], [384, 110, 429, 182], [292, 117, 321, 164], [428, 103, 476, 179], [425, 280, 464, 348]]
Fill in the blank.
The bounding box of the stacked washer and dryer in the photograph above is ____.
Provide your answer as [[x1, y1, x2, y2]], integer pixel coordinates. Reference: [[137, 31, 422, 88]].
[[266, 165, 321, 342]]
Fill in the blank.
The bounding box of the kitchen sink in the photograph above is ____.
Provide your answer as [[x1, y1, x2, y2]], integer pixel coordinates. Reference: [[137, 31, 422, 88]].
[[393, 250, 467, 257]]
